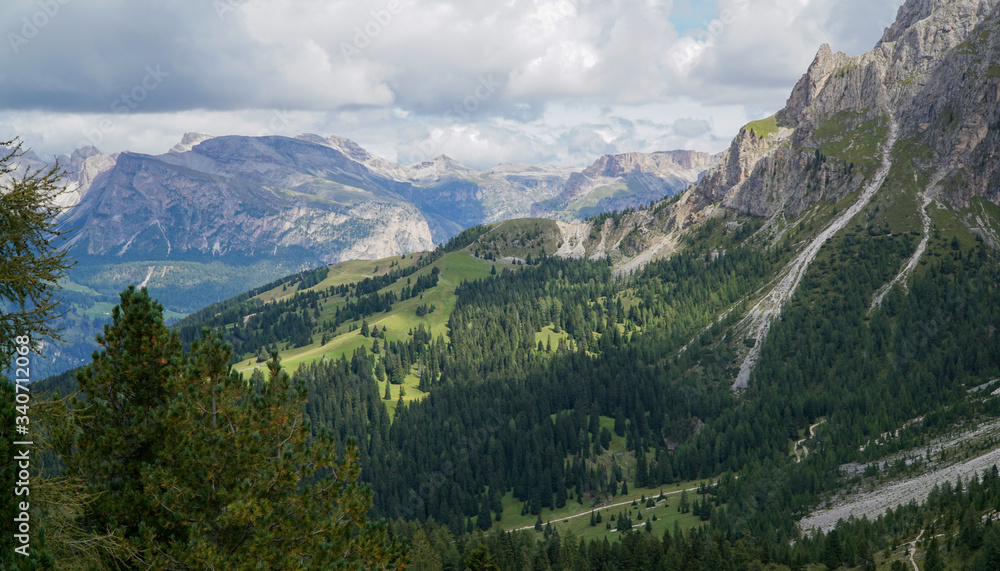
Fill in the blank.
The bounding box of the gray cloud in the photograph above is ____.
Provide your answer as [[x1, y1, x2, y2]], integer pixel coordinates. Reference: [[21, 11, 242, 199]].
[[672, 118, 711, 138], [0, 0, 906, 167]]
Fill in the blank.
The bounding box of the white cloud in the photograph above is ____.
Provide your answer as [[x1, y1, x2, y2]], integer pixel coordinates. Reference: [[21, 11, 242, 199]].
[[0, 0, 905, 167]]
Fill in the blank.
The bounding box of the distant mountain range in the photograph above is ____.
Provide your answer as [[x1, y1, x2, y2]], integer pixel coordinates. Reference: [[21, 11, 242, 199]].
[[5, 133, 715, 378], [45, 134, 716, 265]]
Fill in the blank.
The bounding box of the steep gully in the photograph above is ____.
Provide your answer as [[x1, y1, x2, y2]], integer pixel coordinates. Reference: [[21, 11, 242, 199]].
[[869, 171, 943, 313], [733, 120, 900, 390]]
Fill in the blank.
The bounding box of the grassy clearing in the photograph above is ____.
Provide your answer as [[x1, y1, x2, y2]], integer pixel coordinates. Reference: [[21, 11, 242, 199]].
[[256, 254, 428, 304], [745, 114, 779, 139], [234, 252, 499, 383], [493, 479, 715, 542], [533, 325, 572, 352], [376, 369, 428, 421]]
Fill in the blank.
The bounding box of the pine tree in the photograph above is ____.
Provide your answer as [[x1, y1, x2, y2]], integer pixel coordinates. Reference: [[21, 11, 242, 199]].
[[69, 286, 183, 554], [924, 536, 944, 571], [384, 381, 392, 400], [0, 141, 74, 361], [1, 140, 75, 567], [465, 543, 500, 571], [477, 500, 492, 531], [142, 338, 407, 568], [823, 529, 843, 570]]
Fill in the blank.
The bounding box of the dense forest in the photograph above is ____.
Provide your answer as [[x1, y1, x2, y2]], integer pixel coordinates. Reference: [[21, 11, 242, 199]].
[[23, 197, 1000, 569]]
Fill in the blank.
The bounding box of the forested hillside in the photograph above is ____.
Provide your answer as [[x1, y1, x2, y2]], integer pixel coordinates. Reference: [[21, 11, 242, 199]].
[[23, 0, 1000, 568]]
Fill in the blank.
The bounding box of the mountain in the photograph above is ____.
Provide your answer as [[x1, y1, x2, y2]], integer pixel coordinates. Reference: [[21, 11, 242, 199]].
[[24, 134, 713, 378], [32, 0, 1000, 566], [532, 150, 716, 220], [59, 135, 716, 266]]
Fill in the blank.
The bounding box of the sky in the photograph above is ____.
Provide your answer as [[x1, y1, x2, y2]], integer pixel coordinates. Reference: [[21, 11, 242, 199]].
[[0, 0, 905, 170]]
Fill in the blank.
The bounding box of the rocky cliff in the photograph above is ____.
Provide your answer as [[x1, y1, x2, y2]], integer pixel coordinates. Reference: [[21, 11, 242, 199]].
[[694, 0, 1000, 223], [50, 134, 716, 266]]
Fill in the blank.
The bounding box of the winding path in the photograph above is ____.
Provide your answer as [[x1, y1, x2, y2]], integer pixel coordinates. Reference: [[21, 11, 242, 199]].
[[793, 419, 826, 463], [908, 528, 924, 571], [511, 483, 702, 532]]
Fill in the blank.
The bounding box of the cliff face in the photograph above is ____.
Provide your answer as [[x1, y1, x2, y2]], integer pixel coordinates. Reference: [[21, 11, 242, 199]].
[[694, 0, 1000, 222], [52, 134, 718, 266], [533, 150, 718, 220], [60, 137, 435, 264]]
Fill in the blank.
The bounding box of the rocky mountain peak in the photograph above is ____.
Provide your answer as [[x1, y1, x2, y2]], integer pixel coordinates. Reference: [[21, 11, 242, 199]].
[[691, 0, 1000, 222], [881, 0, 998, 46], [170, 132, 215, 154]]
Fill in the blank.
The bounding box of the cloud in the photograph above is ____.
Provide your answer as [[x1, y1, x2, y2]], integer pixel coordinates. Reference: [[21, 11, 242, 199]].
[[0, 0, 906, 167], [672, 118, 711, 138]]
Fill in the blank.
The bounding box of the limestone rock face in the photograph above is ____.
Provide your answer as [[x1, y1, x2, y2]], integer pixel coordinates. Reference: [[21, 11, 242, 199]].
[[51, 132, 716, 266], [534, 150, 718, 220], [694, 0, 1000, 221], [60, 136, 436, 265]]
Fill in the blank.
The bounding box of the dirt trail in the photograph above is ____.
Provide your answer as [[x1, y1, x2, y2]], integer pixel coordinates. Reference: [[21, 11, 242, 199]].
[[512, 483, 701, 532], [793, 419, 826, 463], [870, 171, 943, 312], [733, 120, 899, 390], [909, 528, 924, 571]]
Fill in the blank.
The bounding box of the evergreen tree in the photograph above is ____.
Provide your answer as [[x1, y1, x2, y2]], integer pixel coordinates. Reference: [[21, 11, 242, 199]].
[[465, 543, 500, 571], [678, 490, 690, 514], [68, 286, 183, 557], [477, 500, 492, 531], [0, 140, 74, 358], [60, 293, 407, 569], [1, 140, 74, 568], [823, 529, 842, 570], [924, 536, 943, 571]]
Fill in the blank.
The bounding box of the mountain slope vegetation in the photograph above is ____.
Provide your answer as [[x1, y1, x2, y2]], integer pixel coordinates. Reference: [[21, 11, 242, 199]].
[[29, 0, 1000, 568]]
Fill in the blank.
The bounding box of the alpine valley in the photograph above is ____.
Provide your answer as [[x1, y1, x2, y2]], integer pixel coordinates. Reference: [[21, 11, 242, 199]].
[[25, 132, 714, 378], [31, 0, 1000, 568]]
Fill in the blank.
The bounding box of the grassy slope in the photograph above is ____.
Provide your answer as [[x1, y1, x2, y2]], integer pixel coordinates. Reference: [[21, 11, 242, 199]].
[[233, 251, 500, 378], [745, 114, 779, 138], [495, 481, 711, 542], [485, 415, 721, 539]]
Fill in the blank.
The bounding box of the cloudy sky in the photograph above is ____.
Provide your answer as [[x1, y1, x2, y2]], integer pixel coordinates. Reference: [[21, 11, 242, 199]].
[[1, 0, 904, 169]]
